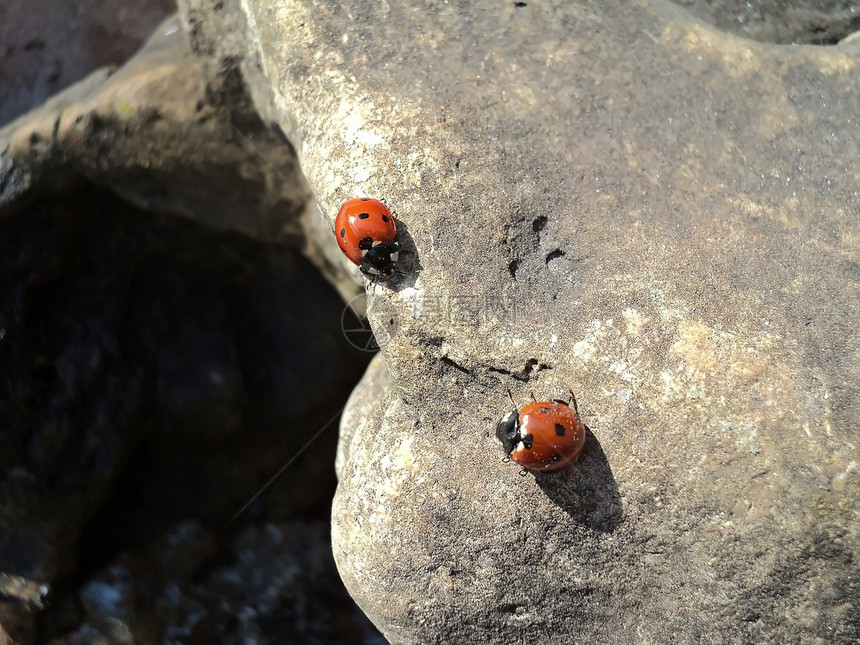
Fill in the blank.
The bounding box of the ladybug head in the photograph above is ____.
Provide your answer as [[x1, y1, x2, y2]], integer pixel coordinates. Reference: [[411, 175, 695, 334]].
[[496, 409, 520, 456], [360, 241, 400, 279]]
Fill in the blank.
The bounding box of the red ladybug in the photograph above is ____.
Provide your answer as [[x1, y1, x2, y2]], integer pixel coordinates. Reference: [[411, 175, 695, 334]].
[[335, 198, 400, 278], [496, 392, 586, 472]]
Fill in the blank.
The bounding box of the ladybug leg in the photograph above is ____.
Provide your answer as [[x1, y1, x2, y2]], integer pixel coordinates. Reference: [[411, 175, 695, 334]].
[[530, 391, 537, 403], [367, 275, 379, 296], [555, 391, 579, 414], [377, 197, 398, 218], [359, 261, 377, 277]]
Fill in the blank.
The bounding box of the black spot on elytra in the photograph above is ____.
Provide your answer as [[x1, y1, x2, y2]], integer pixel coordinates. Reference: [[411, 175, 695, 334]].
[[382, 214, 390, 222], [359, 237, 374, 250], [555, 423, 566, 436], [358, 212, 370, 219], [339, 228, 345, 238], [522, 433, 534, 450]]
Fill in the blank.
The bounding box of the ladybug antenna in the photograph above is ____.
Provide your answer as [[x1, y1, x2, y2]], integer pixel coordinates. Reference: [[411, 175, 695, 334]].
[[506, 388, 519, 410], [568, 390, 579, 415]]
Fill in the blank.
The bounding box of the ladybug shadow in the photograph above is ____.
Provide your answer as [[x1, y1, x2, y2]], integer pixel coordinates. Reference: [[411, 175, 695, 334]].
[[534, 427, 622, 533], [385, 219, 422, 292]]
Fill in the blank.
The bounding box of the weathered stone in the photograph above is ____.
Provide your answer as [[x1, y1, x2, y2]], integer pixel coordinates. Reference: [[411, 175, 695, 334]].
[[335, 353, 391, 482], [2, 0, 858, 641], [0, 16, 309, 245], [0, 9, 365, 300], [179, 0, 860, 642]]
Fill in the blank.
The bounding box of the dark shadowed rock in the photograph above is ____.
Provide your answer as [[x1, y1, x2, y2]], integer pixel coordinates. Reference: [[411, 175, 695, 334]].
[[0, 185, 370, 640], [0, 4, 381, 644], [0, 12, 365, 301], [50, 520, 381, 644], [674, 0, 860, 45]]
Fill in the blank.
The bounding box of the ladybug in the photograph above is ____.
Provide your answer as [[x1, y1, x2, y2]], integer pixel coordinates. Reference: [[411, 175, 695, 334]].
[[335, 198, 400, 278], [496, 391, 586, 472]]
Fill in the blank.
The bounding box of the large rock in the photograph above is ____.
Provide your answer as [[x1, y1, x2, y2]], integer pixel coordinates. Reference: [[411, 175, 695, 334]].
[[175, 0, 860, 642]]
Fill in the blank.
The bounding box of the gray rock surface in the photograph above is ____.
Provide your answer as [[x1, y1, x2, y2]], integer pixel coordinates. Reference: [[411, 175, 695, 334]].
[[177, 0, 860, 642], [1, 10, 365, 301]]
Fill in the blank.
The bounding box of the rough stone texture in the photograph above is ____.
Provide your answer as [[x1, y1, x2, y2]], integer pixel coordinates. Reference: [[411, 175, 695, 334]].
[[1, 0, 858, 643], [174, 0, 860, 642], [0, 0, 176, 127], [1, 10, 365, 301], [335, 353, 392, 483]]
